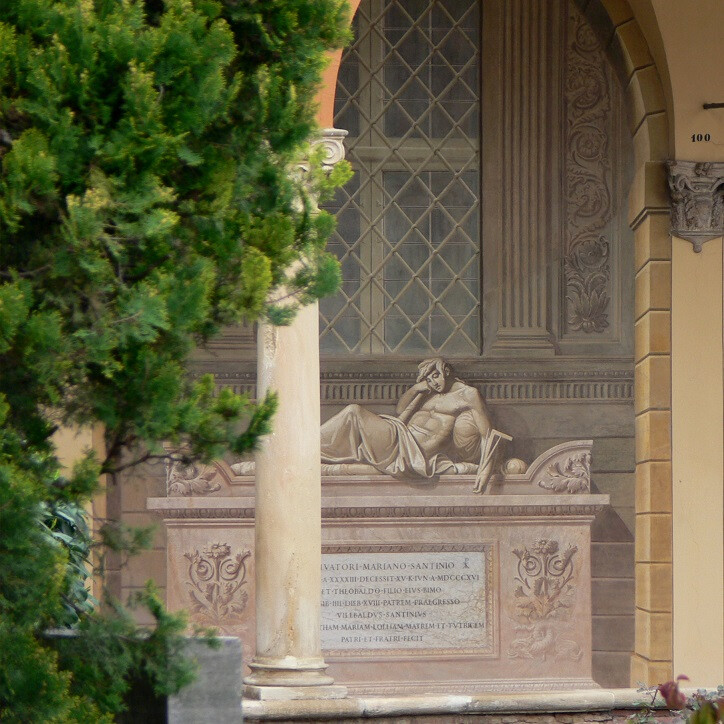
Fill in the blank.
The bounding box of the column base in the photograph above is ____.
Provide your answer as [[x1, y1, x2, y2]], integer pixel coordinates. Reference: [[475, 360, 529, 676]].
[[244, 656, 336, 688], [243, 684, 348, 701]]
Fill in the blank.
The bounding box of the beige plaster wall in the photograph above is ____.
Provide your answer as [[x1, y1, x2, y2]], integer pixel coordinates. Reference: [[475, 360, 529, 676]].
[[646, 0, 724, 159], [671, 238, 723, 685], [53, 424, 95, 470]]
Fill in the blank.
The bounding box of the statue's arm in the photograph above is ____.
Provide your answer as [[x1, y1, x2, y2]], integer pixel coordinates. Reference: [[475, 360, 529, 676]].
[[464, 386, 507, 494], [396, 381, 429, 423], [464, 387, 492, 439]]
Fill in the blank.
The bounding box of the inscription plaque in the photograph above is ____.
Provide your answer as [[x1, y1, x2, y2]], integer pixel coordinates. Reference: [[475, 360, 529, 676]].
[[321, 547, 493, 654]]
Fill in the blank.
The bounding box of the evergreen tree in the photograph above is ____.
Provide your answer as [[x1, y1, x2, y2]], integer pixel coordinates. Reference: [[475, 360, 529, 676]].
[[0, 0, 350, 719]]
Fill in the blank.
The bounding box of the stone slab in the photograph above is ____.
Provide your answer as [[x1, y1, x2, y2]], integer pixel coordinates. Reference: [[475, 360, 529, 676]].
[[242, 687, 697, 721], [243, 684, 348, 701]]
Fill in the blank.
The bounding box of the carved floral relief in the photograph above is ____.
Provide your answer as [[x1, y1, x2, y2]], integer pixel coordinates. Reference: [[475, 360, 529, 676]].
[[184, 543, 251, 630], [507, 539, 583, 661], [564, 7, 614, 334]]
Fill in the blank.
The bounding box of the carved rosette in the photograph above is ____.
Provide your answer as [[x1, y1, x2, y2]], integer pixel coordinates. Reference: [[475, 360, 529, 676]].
[[184, 543, 251, 630], [667, 161, 724, 252], [507, 539, 582, 662], [166, 459, 221, 497], [537, 451, 591, 494], [563, 7, 614, 334]]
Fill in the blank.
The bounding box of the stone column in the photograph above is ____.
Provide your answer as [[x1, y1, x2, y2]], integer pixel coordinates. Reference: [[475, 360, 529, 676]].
[[243, 130, 348, 701]]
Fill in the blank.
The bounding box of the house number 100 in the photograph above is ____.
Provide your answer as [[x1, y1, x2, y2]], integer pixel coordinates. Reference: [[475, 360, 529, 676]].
[[691, 133, 711, 142]]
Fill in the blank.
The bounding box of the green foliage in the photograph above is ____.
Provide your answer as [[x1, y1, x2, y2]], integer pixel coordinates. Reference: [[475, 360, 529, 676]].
[[42, 500, 98, 626], [50, 583, 214, 718], [630, 679, 724, 724], [0, 0, 350, 719]]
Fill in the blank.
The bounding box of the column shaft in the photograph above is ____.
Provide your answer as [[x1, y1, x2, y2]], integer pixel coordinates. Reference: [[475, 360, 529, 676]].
[[244, 303, 346, 700], [245, 303, 330, 685]]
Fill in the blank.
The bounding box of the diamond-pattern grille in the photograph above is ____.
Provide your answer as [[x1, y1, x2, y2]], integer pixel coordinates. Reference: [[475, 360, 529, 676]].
[[320, 0, 481, 355]]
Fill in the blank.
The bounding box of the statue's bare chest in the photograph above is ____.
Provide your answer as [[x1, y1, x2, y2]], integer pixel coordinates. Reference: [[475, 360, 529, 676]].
[[420, 389, 467, 415]]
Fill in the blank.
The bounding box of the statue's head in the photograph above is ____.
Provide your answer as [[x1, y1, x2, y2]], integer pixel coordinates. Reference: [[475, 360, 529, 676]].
[[416, 357, 452, 393]]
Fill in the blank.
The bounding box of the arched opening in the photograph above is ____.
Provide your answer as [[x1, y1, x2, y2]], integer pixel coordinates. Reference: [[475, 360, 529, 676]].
[[321, 0, 673, 687]]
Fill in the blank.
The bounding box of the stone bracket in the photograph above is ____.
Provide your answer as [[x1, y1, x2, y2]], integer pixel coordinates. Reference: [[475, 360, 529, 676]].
[[667, 160, 724, 252]]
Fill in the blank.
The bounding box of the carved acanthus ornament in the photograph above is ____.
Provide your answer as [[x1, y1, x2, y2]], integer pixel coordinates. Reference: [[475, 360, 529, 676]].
[[537, 451, 591, 494], [166, 459, 221, 497], [667, 161, 724, 252], [564, 7, 613, 334], [184, 543, 251, 629]]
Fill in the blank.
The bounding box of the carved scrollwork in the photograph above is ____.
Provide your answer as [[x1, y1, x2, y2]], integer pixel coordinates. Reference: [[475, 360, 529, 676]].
[[166, 460, 221, 497], [511, 539, 578, 623], [537, 452, 591, 494], [667, 161, 724, 252], [507, 539, 582, 661], [184, 543, 251, 628], [564, 7, 614, 335], [261, 323, 277, 359]]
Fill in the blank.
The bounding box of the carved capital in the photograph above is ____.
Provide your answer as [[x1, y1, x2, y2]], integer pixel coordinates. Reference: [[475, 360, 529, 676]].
[[311, 128, 348, 169], [667, 161, 724, 252], [298, 128, 348, 173]]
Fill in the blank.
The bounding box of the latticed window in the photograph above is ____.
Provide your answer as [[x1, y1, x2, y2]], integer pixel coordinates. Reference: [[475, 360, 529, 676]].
[[320, 0, 481, 355]]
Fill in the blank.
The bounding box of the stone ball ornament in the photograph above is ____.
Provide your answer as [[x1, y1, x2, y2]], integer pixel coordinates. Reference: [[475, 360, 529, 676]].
[[503, 458, 529, 475]]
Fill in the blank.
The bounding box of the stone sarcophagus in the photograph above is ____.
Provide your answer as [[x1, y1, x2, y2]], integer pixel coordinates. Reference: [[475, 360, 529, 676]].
[[148, 440, 607, 695]]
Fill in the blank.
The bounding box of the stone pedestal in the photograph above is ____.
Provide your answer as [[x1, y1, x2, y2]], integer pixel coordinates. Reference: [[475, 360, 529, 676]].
[[149, 442, 608, 696]]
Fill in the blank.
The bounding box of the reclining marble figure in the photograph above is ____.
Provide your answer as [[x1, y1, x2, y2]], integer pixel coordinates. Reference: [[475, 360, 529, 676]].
[[320, 358, 511, 493]]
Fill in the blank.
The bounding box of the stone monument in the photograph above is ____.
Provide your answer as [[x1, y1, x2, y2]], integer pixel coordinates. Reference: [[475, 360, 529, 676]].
[[148, 360, 608, 694]]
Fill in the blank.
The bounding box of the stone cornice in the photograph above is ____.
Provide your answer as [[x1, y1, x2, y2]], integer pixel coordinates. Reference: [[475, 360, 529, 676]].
[[667, 160, 724, 252], [187, 367, 634, 404], [320, 503, 607, 519], [147, 495, 609, 520], [241, 687, 692, 718]]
